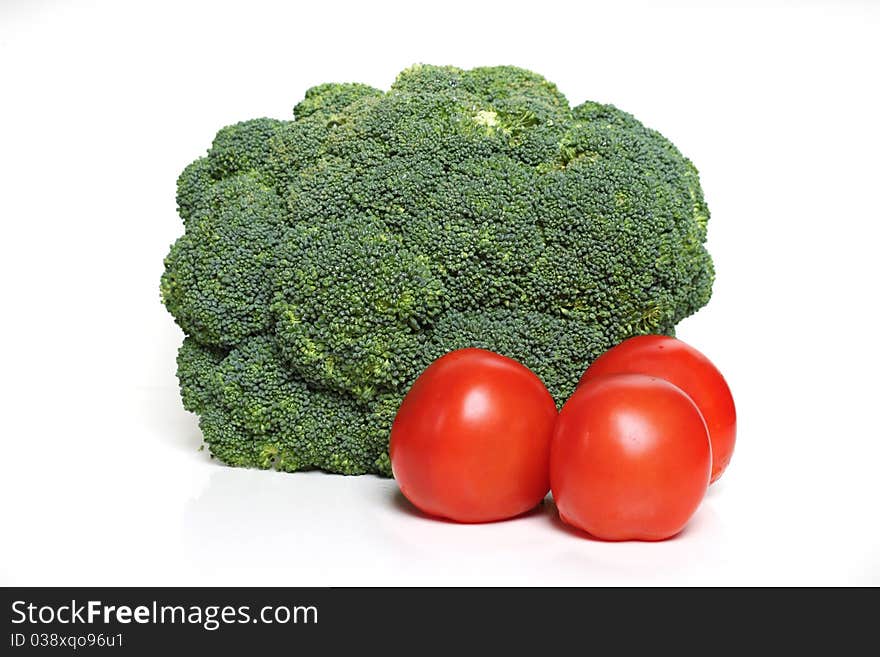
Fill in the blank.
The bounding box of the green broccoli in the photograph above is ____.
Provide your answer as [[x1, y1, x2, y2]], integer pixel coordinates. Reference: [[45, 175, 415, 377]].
[[161, 64, 714, 476]]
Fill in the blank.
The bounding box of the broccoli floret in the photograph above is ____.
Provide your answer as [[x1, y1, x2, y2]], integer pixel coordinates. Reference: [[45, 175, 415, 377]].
[[162, 64, 714, 476], [160, 173, 283, 346], [208, 118, 287, 181], [175, 336, 227, 414], [273, 215, 444, 401], [179, 335, 393, 475], [293, 82, 383, 121]]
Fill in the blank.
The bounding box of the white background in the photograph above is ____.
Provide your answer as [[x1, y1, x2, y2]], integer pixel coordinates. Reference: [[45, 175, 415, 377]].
[[1, 0, 878, 586]]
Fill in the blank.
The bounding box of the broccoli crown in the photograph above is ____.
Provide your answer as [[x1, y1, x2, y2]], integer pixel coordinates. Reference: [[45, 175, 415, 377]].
[[162, 64, 714, 476]]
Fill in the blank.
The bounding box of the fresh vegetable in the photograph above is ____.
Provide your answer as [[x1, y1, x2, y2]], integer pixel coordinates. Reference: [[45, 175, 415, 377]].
[[390, 349, 557, 522], [551, 374, 711, 540], [161, 64, 715, 476], [579, 335, 735, 482]]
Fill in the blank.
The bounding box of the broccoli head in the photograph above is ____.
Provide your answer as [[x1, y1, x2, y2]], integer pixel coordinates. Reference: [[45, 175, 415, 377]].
[[161, 64, 714, 476]]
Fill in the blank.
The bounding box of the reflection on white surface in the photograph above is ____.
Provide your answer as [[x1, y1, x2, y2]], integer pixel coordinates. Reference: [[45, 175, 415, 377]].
[[181, 465, 726, 585]]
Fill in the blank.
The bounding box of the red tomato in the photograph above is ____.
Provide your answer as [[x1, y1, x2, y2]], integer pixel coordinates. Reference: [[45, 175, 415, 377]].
[[551, 374, 711, 541], [579, 335, 736, 483], [390, 348, 558, 523]]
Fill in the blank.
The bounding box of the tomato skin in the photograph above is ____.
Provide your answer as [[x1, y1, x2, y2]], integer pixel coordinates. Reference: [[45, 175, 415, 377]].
[[390, 348, 558, 523], [551, 374, 711, 541], [579, 335, 736, 483]]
